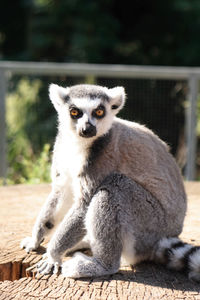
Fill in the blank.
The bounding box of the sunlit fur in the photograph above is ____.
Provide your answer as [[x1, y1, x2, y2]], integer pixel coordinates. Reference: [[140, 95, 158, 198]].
[[21, 84, 200, 281]]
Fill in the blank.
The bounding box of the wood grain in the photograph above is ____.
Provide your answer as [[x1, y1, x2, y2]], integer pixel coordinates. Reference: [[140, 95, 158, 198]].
[[0, 183, 200, 299]]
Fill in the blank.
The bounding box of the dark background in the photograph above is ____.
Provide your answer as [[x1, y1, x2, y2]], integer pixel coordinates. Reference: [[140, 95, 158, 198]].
[[1, 0, 200, 66]]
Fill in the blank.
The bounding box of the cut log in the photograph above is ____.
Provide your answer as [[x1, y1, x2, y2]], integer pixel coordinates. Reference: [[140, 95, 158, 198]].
[[0, 183, 200, 299]]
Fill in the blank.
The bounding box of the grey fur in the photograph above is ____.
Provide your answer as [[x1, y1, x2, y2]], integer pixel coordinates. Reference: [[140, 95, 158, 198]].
[[21, 83, 199, 281], [68, 84, 110, 101]]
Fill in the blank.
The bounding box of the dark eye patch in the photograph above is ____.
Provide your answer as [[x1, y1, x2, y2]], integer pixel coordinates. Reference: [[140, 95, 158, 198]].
[[69, 106, 83, 119], [92, 105, 106, 119], [111, 105, 119, 110]]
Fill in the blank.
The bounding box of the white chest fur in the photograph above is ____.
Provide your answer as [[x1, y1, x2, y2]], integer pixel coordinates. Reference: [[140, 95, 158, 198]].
[[53, 134, 93, 200], [57, 137, 89, 176]]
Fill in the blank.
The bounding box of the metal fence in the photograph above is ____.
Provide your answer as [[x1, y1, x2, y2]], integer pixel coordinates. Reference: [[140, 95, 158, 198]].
[[0, 61, 199, 181]]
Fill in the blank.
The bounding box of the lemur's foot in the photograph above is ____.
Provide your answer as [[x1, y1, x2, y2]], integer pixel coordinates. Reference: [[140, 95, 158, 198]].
[[20, 236, 39, 253], [37, 254, 61, 275], [61, 252, 112, 278], [61, 253, 86, 278], [61, 253, 85, 278]]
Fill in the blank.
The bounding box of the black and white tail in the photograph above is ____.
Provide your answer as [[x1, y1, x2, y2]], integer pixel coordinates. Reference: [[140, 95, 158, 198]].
[[154, 237, 200, 281]]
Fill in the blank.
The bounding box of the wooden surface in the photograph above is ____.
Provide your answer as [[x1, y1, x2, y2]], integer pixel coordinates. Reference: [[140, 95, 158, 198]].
[[0, 182, 200, 299]]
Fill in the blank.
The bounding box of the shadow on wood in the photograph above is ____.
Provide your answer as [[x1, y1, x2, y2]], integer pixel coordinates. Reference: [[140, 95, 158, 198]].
[[0, 183, 200, 299]]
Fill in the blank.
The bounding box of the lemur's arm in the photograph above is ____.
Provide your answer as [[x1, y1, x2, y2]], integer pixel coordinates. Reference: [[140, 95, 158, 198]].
[[37, 201, 87, 275], [20, 187, 69, 253]]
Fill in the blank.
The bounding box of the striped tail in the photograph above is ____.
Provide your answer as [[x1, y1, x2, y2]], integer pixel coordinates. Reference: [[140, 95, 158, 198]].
[[154, 237, 200, 281]]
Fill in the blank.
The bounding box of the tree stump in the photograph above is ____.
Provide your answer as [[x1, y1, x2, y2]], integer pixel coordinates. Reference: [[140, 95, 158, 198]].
[[0, 182, 200, 299]]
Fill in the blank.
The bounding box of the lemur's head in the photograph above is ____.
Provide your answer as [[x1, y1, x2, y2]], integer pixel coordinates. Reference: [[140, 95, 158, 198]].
[[49, 84, 125, 139]]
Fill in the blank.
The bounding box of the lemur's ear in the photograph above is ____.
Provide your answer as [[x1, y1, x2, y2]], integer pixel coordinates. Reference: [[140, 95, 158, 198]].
[[107, 86, 126, 114], [49, 84, 70, 111]]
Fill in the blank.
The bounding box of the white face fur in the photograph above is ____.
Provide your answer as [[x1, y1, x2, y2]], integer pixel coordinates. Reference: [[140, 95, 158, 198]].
[[49, 84, 126, 141]]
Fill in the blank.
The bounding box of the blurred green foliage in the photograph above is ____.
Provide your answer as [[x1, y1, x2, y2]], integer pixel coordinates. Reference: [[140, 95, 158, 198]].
[[6, 78, 51, 184]]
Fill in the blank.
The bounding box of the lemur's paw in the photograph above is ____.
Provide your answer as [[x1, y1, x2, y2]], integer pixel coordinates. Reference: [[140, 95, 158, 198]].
[[61, 252, 92, 278], [37, 256, 60, 275], [62, 257, 82, 278], [20, 237, 39, 253]]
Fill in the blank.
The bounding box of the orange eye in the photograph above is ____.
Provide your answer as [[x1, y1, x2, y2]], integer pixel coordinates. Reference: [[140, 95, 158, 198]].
[[70, 109, 79, 116], [95, 109, 104, 117], [70, 108, 83, 119]]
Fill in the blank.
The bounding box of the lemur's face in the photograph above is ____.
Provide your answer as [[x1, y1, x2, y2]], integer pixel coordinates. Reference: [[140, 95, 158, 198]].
[[49, 84, 125, 139], [67, 97, 108, 138]]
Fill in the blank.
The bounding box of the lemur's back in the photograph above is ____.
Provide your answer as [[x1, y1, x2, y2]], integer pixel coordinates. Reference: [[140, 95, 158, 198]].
[[100, 117, 187, 234]]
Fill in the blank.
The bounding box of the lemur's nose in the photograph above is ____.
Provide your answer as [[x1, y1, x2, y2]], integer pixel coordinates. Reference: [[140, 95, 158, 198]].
[[80, 122, 97, 138]]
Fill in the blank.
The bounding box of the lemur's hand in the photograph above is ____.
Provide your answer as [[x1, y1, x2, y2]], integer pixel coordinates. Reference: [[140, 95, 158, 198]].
[[37, 254, 61, 275], [20, 236, 39, 253]]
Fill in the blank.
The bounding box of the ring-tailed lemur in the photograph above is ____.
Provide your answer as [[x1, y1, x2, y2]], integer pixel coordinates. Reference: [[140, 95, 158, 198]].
[[21, 84, 200, 281]]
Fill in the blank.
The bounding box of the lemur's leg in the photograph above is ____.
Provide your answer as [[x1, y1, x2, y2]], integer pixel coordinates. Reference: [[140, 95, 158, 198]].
[[21, 182, 72, 253], [37, 202, 87, 274], [62, 173, 166, 278], [62, 174, 124, 278], [65, 236, 90, 255]]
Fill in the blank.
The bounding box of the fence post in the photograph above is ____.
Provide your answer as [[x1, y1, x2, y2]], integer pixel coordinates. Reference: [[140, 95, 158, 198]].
[[185, 74, 198, 181], [0, 70, 7, 182]]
